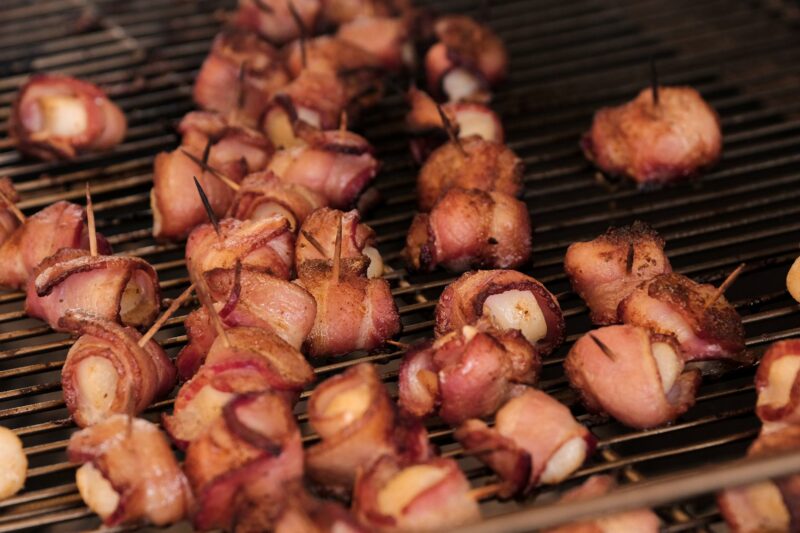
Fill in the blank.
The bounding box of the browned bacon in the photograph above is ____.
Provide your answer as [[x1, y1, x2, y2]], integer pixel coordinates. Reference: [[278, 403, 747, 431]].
[[566, 325, 700, 429], [353, 455, 480, 531], [25, 248, 160, 332], [582, 87, 722, 185], [0, 178, 21, 246], [227, 171, 328, 229], [193, 30, 289, 125], [337, 16, 413, 72], [185, 216, 294, 283], [416, 136, 522, 211], [60, 311, 175, 428], [435, 269, 565, 356], [272, 483, 367, 533], [0, 201, 109, 290], [425, 16, 508, 102], [176, 268, 316, 378], [564, 221, 672, 325], [455, 389, 594, 496], [164, 327, 314, 447], [11, 74, 126, 160], [185, 392, 304, 531], [295, 207, 382, 277], [321, 0, 413, 25], [405, 188, 531, 273], [718, 425, 800, 533], [267, 129, 378, 208], [399, 325, 540, 425], [306, 363, 432, 494], [296, 263, 399, 357], [233, 0, 322, 45], [406, 87, 504, 163], [68, 415, 193, 527], [544, 476, 661, 533], [756, 339, 800, 427], [618, 272, 747, 363]]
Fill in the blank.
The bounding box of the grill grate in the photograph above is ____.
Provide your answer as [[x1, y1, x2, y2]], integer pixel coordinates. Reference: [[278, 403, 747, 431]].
[[0, 0, 799, 531]]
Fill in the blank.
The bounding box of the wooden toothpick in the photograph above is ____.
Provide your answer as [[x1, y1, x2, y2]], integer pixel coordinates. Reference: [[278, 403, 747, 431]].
[[138, 284, 195, 347], [85, 182, 98, 257], [589, 333, 618, 362], [182, 149, 240, 191], [385, 339, 411, 350], [626, 242, 634, 274], [331, 213, 342, 284], [301, 229, 328, 257], [436, 104, 466, 156], [706, 262, 746, 310], [468, 482, 501, 502], [0, 187, 25, 223], [195, 275, 231, 348], [193, 176, 222, 237]]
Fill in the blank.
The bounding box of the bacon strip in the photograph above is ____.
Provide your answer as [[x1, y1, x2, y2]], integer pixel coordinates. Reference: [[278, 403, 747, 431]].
[[193, 30, 289, 125], [233, 0, 322, 45], [185, 392, 304, 531], [321, 0, 413, 25], [756, 339, 800, 427], [0, 178, 21, 246], [296, 207, 381, 277], [273, 483, 367, 533], [297, 264, 400, 357], [68, 415, 193, 527], [11, 74, 126, 160], [416, 136, 522, 211], [565, 325, 700, 429], [399, 326, 540, 425], [152, 118, 273, 241], [25, 248, 160, 332], [185, 216, 294, 283], [582, 87, 722, 185], [564, 221, 672, 325], [435, 269, 565, 356], [406, 87, 504, 163], [405, 188, 531, 273], [353, 455, 481, 532], [176, 268, 316, 377], [455, 389, 595, 495], [60, 311, 175, 428], [718, 425, 800, 533], [266, 130, 378, 208], [165, 326, 313, 447], [618, 272, 747, 363], [424, 15, 508, 102], [0, 201, 109, 290], [227, 171, 328, 229], [306, 363, 431, 494], [544, 476, 661, 533]]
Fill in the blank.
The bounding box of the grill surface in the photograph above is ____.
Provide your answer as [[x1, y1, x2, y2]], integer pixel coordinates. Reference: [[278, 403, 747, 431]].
[[0, 0, 799, 531]]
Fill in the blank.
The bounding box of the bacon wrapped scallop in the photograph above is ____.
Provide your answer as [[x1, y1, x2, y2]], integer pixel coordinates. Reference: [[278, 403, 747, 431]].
[[565, 325, 700, 429], [0, 201, 109, 290], [337, 16, 413, 73], [405, 188, 531, 273], [306, 363, 432, 494], [11, 74, 126, 160], [165, 326, 314, 447], [399, 325, 540, 425], [68, 415, 193, 527], [353, 455, 480, 532], [425, 16, 508, 102], [756, 339, 800, 428], [435, 269, 565, 356], [582, 87, 722, 185], [618, 272, 747, 363], [60, 311, 175, 428], [184, 392, 304, 531], [233, 0, 321, 46], [455, 389, 595, 497], [193, 30, 289, 125], [564, 221, 672, 325], [25, 248, 160, 332]]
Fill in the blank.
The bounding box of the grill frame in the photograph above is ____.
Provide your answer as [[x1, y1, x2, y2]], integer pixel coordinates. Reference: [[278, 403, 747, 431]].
[[0, 0, 799, 531]]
